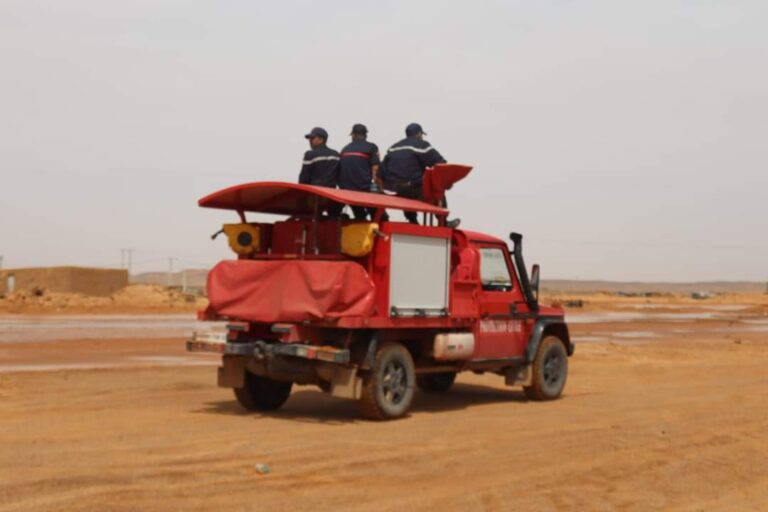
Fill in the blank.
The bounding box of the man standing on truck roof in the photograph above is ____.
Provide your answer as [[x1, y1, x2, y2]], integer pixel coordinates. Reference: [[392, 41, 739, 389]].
[[339, 123, 381, 220], [381, 123, 446, 224]]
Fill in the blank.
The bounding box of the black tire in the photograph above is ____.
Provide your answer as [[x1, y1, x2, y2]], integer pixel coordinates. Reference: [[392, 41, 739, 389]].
[[524, 335, 568, 401], [416, 372, 457, 393], [359, 342, 416, 420], [234, 371, 293, 412]]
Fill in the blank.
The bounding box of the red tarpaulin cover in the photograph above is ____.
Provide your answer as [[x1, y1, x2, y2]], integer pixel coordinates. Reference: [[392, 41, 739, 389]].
[[207, 260, 376, 322]]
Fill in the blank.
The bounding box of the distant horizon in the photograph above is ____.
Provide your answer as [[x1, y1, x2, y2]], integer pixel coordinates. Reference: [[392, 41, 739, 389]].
[[2, 264, 766, 286]]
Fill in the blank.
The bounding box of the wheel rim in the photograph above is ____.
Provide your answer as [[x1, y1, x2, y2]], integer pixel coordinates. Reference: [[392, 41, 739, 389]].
[[381, 360, 407, 405], [543, 349, 564, 387]]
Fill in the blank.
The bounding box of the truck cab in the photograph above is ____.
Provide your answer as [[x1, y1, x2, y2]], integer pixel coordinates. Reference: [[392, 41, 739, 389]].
[[188, 168, 573, 420]]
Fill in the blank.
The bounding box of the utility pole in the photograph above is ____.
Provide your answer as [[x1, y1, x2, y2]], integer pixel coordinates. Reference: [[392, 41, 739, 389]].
[[167, 258, 177, 287], [126, 249, 134, 275], [120, 249, 135, 272]]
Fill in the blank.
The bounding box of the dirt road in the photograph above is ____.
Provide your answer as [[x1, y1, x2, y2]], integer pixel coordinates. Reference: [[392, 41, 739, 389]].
[[1, 305, 767, 511]]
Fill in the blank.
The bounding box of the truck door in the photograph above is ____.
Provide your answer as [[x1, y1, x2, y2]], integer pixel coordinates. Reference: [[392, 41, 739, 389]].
[[472, 244, 528, 359]]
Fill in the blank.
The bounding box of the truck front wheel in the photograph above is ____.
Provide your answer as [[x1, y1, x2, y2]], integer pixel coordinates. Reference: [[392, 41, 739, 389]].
[[234, 371, 293, 412], [359, 342, 415, 420], [524, 335, 568, 401], [417, 372, 456, 393]]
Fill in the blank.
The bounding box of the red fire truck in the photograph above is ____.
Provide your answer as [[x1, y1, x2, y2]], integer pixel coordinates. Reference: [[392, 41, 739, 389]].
[[187, 165, 573, 419]]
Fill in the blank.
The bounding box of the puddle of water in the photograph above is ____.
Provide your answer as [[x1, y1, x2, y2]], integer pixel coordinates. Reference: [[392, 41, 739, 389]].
[[612, 331, 658, 338], [0, 315, 226, 343], [571, 335, 608, 343], [0, 355, 218, 373], [725, 325, 768, 333], [736, 319, 768, 333], [0, 314, 194, 327], [625, 304, 750, 312], [567, 311, 719, 324], [703, 305, 752, 311], [567, 312, 645, 324], [129, 356, 216, 364], [609, 339, 656, 345], [0, 363, 127, 372], [710, 319, 768, 333], [741, 319, 768, 325]]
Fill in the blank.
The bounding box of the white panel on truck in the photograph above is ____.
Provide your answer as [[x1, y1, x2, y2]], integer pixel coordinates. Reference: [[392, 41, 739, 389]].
[[389, 233, 450, 314]]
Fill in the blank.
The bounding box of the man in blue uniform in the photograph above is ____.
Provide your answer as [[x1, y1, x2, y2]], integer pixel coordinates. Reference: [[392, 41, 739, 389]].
[[381, 123, 446, 224], [299, 127, 340, 188], [339, 123, 381, 220], [299, 126, 341, 216]]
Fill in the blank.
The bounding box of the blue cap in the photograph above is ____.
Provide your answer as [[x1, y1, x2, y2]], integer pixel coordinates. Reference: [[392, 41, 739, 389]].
[[350, 123, 368, 135], [405, 123, 426, 137], [305, 127, 328, 140]]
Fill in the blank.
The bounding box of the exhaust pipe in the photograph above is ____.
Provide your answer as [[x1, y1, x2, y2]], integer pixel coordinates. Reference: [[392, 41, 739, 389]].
[[509, 232, 539, 310]]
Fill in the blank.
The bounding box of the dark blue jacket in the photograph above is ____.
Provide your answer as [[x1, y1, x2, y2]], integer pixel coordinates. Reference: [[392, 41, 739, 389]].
[[339, 139, 380, 191], [298, 145, 340, 187], [381, 137, 446, 185]]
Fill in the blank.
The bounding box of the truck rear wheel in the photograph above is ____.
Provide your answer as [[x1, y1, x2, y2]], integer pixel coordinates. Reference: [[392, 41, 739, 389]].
[[359, 342, 415, 420], [524, 335, 568, 401], [234, 371, 293, 412], [417, 372, 456, 393]]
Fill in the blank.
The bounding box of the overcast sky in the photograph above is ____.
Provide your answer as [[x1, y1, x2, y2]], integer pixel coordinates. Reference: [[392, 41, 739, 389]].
[[1, 1, 766, 281]]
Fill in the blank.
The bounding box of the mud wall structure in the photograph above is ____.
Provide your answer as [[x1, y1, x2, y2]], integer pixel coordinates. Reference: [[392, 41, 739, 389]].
[[0, 267, 129, 296]]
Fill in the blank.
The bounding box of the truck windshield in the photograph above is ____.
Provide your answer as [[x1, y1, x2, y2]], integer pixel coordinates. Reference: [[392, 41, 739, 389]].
[[479, 247, 513, 292]]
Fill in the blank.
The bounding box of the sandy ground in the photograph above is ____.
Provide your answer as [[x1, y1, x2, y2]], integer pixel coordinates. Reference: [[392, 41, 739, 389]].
[[1, 299, 767, 511]]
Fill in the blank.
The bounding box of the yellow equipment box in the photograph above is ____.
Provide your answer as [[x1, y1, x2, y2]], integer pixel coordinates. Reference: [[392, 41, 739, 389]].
[[341, 223, 379, 257]]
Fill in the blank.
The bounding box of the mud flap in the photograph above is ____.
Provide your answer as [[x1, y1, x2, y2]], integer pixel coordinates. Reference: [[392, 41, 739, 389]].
[[504, 365, 532, 387], [217, 356, 245, 388], [331, 367, 362, 399]]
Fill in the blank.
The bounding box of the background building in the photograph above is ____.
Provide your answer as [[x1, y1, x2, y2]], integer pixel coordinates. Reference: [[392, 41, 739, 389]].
[[0, 267, 128, 296]]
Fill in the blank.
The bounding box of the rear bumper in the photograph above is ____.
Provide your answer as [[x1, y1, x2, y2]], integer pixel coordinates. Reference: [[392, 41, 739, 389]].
[[186, 332, 350, 364], [186, 339, 254, 355]]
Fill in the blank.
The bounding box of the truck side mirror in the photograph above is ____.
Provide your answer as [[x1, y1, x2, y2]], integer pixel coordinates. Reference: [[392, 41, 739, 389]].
[[530, 264, 540, 301]]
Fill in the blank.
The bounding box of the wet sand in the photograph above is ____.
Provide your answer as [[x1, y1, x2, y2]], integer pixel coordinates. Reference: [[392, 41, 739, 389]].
[[0, 303, 767, 511], [0, 314, 210, 344]]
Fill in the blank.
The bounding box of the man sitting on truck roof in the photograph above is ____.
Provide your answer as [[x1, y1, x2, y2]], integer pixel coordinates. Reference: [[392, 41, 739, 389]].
[[299, 126, 342, 216], [381, 123, 446, 224], [339, 123, 382, 221], [299, 127, 340, 188]]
